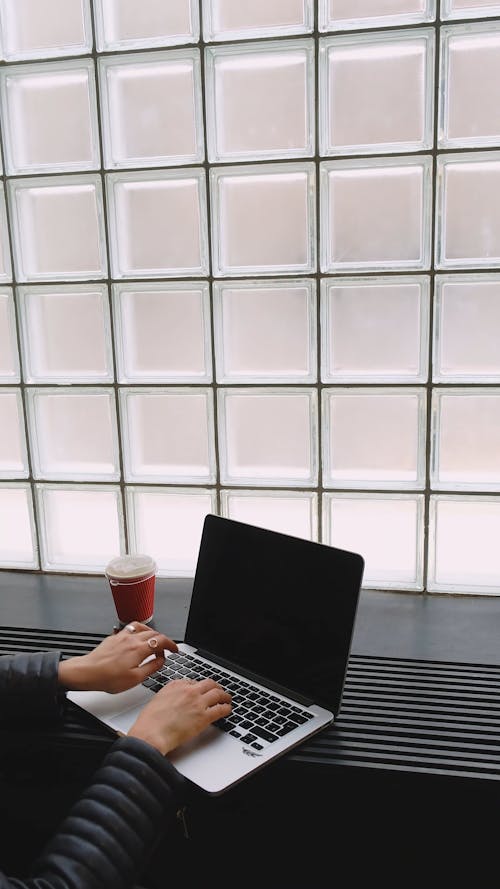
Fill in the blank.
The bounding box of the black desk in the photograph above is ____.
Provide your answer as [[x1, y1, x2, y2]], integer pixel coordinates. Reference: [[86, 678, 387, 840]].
[[3, 569, 500, 665], [0, 570, 500, 664], [2, 572, 500, 886]]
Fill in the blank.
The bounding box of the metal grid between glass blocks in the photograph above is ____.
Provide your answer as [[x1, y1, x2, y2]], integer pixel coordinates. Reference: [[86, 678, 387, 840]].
[[0, 0, 499, 596]]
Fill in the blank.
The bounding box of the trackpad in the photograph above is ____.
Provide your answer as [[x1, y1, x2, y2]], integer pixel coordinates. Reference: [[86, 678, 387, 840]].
[[68, 685, 153, 732]]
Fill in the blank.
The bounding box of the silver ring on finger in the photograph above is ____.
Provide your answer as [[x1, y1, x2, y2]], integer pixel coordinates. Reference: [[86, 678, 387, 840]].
[[125, 623, 136, 633], [147, 636, 159, 650]]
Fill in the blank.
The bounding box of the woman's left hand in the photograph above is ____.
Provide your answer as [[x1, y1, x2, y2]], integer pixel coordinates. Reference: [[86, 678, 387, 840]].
[[58, 622, 178, 693]]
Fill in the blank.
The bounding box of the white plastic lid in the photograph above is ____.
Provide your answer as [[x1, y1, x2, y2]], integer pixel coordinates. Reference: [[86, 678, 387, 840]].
[[105, 553, 157, 579]]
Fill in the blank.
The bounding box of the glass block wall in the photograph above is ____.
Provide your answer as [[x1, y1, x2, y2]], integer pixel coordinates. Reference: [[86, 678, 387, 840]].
[[1, 0, 500, 595]]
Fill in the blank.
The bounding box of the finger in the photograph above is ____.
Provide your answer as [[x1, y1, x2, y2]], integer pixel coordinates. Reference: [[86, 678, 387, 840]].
[[137, 654, 166, 679], [121, 621, 139, 634], [207, 701, 232, 719], [127, 623, 161, 639], [194, 677, 226, 693], [143, 635, 174, 654], [134, 628, 178, 654], [130, 621, 149, 633], [203, 687, 232, 707]]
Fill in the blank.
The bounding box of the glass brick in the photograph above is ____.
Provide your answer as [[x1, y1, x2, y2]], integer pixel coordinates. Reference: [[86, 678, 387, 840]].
[[439, 23, 500, 149], [93, 0, 199, 52], [211, 163, 316, 277], [0, 185, 13, 282], [0, 388, 29, 478], [0, 289, 20, 382], [441, 0, 500, 20], [0, 0, 92, 61], [205, 39, 314, 163], [213, 278, 316, 383], [428, 495, 500, 593], [17, 284, 113, 384], [99, 49, 204, 169], [106, 169, 209, 278], [26, 387, 120, 481], [319, 0, 436, 30], [36, 483, 124, 573], [8, 174, 107, 282], [436, 152, 500, 269], [322, 387, 426, 488], [119, 388, 215, 484], [0, 483, 37, 568], [324, 492, 424, 590], [431, 388, 500, 490], [319, 30, 434, 157], [218, 387, 318, 486], [321, 275, 429, 383], [220, 489, 318, 540], [0, 59, 100, 174], [433, 274, 500, 382], [113, 282, 211, 383], [203, 0, 314, 42], [126, 486, 216, 577], [320, 156, 432, 273]]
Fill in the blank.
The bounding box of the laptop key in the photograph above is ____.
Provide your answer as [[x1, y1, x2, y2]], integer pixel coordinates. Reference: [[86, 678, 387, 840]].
[[250, 725, 279, 743], [293, 711, 314, 724], [240, 733, 257, 745], [275, 721, 300, 737], [143, 677, 160, 689]]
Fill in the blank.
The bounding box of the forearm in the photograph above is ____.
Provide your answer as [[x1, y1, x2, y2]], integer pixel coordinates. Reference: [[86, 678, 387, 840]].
[[0, 651, 65, 726], [30, 738, 184, 889]]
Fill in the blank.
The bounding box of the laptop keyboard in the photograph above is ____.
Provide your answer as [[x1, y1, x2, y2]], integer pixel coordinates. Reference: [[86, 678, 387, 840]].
[[143, 651, 315, 752]]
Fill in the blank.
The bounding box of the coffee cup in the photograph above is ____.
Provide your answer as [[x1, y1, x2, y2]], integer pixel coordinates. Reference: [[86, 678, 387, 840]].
[[105, 554, 157, 627]]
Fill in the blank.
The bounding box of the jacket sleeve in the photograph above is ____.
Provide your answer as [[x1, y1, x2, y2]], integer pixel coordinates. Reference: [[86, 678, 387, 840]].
[[0, 651, 66, 726], [0, 736, 187, 889]]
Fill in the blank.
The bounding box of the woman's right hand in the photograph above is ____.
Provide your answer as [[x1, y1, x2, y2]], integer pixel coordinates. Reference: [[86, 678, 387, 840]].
[[128, 678, 232, 756]]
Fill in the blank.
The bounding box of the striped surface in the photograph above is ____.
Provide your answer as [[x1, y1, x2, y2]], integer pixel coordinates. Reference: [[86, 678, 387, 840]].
[[290, 653, 500, 781], [2, 626, 500, 780]]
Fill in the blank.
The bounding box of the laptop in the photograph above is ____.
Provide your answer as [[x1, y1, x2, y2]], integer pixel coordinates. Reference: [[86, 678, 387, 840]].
[[68, 514, 364, 795]]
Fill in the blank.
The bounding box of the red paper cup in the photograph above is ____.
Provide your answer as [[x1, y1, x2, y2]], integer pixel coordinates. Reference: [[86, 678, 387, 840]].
[[105, 554, 157, 626]]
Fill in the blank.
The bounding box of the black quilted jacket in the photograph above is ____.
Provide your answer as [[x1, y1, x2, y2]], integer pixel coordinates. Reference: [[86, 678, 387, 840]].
[[0, 651, 186, 889]]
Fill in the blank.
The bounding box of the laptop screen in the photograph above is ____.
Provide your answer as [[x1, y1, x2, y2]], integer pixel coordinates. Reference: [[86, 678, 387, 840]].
[[184, 515, 364, 715]]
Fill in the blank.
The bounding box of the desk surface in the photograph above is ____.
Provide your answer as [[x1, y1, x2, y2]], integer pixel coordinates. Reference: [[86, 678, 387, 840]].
[[1, 569, 500, 666]]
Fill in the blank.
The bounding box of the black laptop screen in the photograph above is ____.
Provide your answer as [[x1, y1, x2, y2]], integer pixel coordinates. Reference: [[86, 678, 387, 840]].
[[184, 515, 364, 715]]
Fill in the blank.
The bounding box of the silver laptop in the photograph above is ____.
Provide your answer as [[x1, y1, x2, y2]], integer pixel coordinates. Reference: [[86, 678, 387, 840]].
[[68, 514, 364, 795]]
